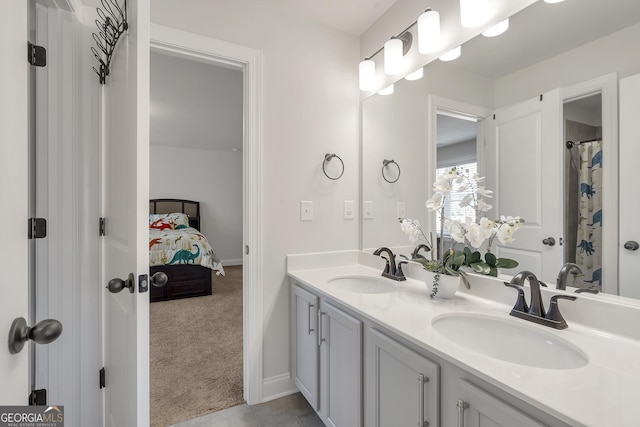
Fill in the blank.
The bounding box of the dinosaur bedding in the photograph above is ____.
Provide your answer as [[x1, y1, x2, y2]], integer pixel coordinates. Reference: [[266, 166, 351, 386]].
[[149, 213, 225, 276]]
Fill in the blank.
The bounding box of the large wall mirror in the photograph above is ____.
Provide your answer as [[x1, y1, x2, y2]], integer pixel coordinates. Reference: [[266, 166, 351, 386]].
[[361, 0, 640, 298]]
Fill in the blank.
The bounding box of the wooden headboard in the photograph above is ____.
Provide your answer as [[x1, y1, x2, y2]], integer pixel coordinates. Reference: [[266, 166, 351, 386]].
[[149, 199, 200, 230]]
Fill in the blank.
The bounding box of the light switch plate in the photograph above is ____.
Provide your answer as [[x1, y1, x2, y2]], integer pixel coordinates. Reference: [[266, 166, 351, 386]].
[[344, 200, 355, 220], [363, 201, 374, 219], [397, 202, 406, 218], [300, 201, 313, 221]]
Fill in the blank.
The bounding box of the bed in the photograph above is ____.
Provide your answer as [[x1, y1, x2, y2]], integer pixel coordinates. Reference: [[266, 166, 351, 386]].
[[149, 199, 225, 302]]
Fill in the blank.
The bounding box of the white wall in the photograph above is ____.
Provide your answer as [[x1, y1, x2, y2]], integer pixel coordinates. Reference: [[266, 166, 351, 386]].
[[150, 145, 243, 264], [151, 0, 360, 391]]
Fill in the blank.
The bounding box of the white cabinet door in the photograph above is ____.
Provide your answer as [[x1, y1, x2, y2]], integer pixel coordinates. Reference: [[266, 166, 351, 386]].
[[366, 329, 440, 427], [483, 89, 562, 283], [619, 73, 640, 299], [291, 284, 320, 409], [459, 380, 544, 427], [320, 301, 362, 427]]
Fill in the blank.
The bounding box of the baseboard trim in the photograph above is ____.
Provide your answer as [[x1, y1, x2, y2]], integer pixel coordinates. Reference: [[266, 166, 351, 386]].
[[221, 258, 243, 266], [261, 373, 297, 403]]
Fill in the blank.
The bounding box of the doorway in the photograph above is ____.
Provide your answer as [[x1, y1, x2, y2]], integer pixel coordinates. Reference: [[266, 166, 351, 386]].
[[148, 49, 245, 426]]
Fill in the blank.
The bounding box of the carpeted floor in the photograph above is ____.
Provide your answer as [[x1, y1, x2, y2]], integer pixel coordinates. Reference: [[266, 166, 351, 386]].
[[150, 265, 244, 427]]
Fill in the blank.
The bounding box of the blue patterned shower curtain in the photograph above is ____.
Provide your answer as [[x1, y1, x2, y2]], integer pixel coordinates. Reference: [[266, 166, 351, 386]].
[[576, 140, 602, 290]]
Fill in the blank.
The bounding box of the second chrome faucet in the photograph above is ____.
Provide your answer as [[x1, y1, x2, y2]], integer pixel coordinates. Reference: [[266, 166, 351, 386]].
[[505, 271, 576, 329]]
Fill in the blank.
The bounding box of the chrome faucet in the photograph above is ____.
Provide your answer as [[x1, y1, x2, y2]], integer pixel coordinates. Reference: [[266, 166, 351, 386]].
[[373, 247, 406, 281], [504, 270, 577, 329], [556, 262, 583, 290], [411, 244, 431, 261]]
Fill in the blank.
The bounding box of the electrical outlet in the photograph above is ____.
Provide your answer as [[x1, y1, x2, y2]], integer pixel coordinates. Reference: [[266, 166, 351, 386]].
[[300, 201, 313, 221], [397, 202, 406, 218], [344, 200, 355, 220], [363, 201, 374, 219]]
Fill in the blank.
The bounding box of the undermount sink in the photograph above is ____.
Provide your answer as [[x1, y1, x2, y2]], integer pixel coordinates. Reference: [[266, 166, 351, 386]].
[[328, 275, 396, 294], [432, 313, 589, 370]]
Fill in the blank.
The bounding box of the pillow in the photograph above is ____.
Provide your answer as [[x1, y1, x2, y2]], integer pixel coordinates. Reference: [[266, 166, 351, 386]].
[[149, 213, 191, 230]]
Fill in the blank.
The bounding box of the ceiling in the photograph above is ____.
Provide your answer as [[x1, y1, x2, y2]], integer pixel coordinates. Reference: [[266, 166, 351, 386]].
[[80, 0, 399, 35]]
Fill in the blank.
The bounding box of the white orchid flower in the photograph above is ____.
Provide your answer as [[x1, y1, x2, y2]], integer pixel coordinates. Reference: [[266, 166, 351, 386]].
[[458, 194, 473, 208], [476, 186, 493, 198], [477, 199, 493, 212], [445, 220, 466, 243], [479, 217, 496, 239], [425, 193, 444, 211], [466, 222, 486, 249]]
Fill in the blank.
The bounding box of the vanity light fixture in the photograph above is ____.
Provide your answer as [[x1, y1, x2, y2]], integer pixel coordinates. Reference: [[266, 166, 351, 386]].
[[359, 59, 376, 91], [405, 67, 424, 81], [378, 84, 394, 96], [482, 18, 509, 37], [439, 45, 462, 61], [417, 9, 441, 54], [460, 0, 490, 28]]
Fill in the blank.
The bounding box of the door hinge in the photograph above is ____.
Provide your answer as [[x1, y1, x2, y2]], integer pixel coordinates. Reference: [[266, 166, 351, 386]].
[[540, 94, 543, 101], [99, 367, 106, 389], [28, 42, 47, 67], [99, 218, 106, 236], [29, 389, 47, 406], [29, 218, 47, 239]]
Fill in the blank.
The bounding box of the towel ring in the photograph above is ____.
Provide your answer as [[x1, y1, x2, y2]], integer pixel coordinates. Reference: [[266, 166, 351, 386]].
[[382, 159, 401, 183], [323, 153, 344, 180]]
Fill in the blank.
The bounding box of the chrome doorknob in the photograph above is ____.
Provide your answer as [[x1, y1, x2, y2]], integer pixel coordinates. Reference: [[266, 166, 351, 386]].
[[8, 317, 63, 354], [542, 237, 556, 246], [106, 273, 135, 293], [150, 271, 168, 287], [624, 241, 639, 251]]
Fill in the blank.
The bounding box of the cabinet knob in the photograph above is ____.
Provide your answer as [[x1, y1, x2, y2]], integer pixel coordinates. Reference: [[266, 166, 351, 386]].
[[624, 241, 639, 251]]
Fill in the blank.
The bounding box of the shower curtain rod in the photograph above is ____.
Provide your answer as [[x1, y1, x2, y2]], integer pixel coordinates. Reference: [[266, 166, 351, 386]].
[[566, 138, 602, 149]]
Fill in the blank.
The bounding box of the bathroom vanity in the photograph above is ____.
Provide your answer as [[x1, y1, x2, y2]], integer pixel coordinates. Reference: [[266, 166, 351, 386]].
[[288, 251, 640, 427]]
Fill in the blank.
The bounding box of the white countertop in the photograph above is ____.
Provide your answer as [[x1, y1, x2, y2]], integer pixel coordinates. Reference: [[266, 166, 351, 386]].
[[287, 252, 640, 427]]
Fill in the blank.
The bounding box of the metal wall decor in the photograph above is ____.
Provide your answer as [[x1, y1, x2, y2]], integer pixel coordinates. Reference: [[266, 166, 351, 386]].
[[323, 153, 345, 180], [382, 159, 401, 183], [91, 0, 128, 84]]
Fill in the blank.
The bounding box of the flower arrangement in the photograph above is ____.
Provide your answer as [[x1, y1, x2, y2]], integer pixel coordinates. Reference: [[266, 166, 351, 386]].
[[400, 166, 524, 297]]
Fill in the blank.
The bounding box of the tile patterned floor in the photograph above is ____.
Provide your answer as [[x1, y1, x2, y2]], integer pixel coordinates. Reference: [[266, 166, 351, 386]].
[[168, 393, 324, 427]]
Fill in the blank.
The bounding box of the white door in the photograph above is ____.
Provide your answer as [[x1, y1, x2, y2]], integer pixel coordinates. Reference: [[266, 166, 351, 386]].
[[619, 73, 640, 299], [101, 0, 150, 425], [483, 89, 562, 283], [0, 0, 30, 403]]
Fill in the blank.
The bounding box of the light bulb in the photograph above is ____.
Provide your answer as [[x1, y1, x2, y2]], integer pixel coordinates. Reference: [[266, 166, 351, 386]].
[[359, 59, 375, 91], [482, 19, 509, 37], [418, 9, 440, 54], [405, 68, 424, 81], [378, 84, 394, 96], [384, 38, 403, 75], [439, 46, 462, 62]]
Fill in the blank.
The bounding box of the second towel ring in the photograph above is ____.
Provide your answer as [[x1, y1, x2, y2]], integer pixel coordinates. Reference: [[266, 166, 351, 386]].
[[323, 153, 344, 180], [382, 159, 401, 183]]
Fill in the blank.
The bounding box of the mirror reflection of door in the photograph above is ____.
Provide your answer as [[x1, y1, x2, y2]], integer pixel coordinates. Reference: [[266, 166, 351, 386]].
[[435, 111, 478, 254], [563, 94, 603, 291]]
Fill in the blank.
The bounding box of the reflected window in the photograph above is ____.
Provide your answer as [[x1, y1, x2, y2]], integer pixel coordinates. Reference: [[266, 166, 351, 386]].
[[435, 161, 478, 234]]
